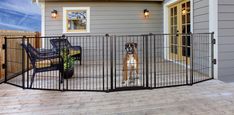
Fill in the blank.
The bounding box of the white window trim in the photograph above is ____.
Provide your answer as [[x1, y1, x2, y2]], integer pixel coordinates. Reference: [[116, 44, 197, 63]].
[[63, 7, 90, 34]]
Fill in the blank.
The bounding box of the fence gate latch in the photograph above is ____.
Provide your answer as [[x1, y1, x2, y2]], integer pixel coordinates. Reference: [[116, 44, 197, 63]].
[[2, 44, 6, 50], [212, 39, 216, 44], [212, 59, 217, 65], [2, 64, 6, 69]]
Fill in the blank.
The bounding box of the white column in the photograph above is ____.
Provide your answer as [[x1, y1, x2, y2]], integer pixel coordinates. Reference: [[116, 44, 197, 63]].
[[209, 0, 218, 79]]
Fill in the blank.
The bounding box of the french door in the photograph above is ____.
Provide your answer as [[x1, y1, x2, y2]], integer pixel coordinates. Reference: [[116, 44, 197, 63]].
[[169, 0, 191, 63]]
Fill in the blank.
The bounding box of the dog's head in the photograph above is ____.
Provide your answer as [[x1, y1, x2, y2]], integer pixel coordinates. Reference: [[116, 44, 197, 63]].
[[125, 43, 137, 54]]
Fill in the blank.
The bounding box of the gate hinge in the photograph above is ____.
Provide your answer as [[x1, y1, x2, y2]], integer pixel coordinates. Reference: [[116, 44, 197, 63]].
[[212, 39, 216, 44], [2, 64, 6, 69], [212, 59, 217, 64], [2, 44, 6, 50]]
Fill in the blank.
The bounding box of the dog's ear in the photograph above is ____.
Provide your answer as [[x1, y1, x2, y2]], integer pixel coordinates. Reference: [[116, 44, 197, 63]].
[[125, 43, 129, 49], [134, 43, 138, 48]]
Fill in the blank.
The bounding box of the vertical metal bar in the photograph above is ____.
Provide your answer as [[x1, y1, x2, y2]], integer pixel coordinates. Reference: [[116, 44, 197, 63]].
[[185, 34, 188, 85], [106, 34, 109, 91], [22, 36, 26, 89], [190, 33, 194, 85], [27, 38, 29, 88], [58, 36, 61, 91], [211, 32, 215, 79], [4, 36, 7, 83], [145, 35, 149, 88], [114, 36, 117, 89], [110, 35, 113, 90], [154, 35, 156, 88], [142, 35, 145, 87], [102, 36, 105, 91]]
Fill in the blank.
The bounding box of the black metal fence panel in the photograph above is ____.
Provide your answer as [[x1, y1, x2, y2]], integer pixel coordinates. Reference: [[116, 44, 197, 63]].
[[3, 33, 214, 92]]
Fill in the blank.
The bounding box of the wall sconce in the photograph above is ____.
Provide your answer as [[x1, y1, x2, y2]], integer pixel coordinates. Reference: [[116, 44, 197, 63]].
[[144, 9, 150, 18], [51, 10, 58, 18]]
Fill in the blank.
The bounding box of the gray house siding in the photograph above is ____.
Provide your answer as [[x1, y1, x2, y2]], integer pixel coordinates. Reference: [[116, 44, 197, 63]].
[[193, 0, 209, 33], [218, 0, 234, 82], [192, 0, 210, 78], [44, 2, 163, 36]]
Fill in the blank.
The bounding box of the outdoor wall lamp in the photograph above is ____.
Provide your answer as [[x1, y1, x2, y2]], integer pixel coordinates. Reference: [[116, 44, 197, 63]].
[[51, 10, 58, 18], [144, 9, 150, 18]]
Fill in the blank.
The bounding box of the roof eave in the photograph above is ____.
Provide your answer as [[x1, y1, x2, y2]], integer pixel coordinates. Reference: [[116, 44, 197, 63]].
[[32, 0, 163, 2]]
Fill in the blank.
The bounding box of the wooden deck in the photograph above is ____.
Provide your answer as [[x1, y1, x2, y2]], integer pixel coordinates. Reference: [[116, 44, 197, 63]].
[[1, 80, 234, 115]]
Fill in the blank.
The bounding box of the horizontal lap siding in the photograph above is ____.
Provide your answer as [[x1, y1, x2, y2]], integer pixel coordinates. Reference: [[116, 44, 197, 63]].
[[44, 2, 163, 36], [193, 0, 209, 33], [218, 0, 234, 82], [193, 0, 210, 77]]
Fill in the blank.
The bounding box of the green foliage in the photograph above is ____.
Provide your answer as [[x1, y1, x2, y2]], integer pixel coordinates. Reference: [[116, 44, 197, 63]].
[[61, 48, 75, 70]]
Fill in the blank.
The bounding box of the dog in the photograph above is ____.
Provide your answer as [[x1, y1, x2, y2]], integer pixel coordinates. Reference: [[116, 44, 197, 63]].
[[122, 42, 139, 86]]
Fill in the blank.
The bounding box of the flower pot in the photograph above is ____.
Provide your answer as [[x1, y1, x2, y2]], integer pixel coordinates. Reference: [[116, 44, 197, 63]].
[[63, 68, 74, 79]]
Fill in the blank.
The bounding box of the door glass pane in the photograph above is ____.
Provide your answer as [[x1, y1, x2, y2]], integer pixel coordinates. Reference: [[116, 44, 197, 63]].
[[182, 25, 186, 33], [171, 17, 174, 25], [187, 36, 191, 46], [182, 36, 186, 45], [182, 15, 186, 24], [187, 47, 190, 57], [171, 36, 174, 44], [187, 24, 190, 33], [182, 47, 186, 56], [187, 2, 190, 9], [187, 13, 190, 23], [171, 8, 174, 16], [174, 46, 178, 54], [174, 17, 177, 25], [182, 3, 185, 9], [174, 7, 177, 15]]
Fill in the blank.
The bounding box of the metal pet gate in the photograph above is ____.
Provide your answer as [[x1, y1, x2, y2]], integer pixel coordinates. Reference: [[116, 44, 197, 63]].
[[2, 33, 215, 92]]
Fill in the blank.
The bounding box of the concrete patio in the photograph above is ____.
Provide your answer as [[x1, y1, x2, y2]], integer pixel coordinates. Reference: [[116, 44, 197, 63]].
[[1, 80, 234, 115]]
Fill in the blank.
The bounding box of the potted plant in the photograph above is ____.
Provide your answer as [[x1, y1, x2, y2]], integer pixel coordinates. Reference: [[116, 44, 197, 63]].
[[61, 48, 75, 79]]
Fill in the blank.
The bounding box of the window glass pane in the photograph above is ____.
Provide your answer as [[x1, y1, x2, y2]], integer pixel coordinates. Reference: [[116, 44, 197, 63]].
[[67, 10, 87, 31]]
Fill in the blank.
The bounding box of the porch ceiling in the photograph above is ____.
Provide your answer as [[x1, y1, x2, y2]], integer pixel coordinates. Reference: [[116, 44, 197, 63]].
[[32, 0, 163, 2]]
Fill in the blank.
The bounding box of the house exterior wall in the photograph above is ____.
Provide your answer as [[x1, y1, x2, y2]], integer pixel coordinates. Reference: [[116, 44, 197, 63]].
[[44, 2, 163, 36], [217, 0, 234, 82], [193, 0, 210, 77], [193, 0, 209, 33]]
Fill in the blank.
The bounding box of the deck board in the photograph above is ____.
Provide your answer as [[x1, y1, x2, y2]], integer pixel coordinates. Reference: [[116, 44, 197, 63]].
[[1, 80, 234, 114]]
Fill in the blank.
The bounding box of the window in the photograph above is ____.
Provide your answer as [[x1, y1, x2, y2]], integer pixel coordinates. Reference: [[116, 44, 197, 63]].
[[63, 7, 90, 33]]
